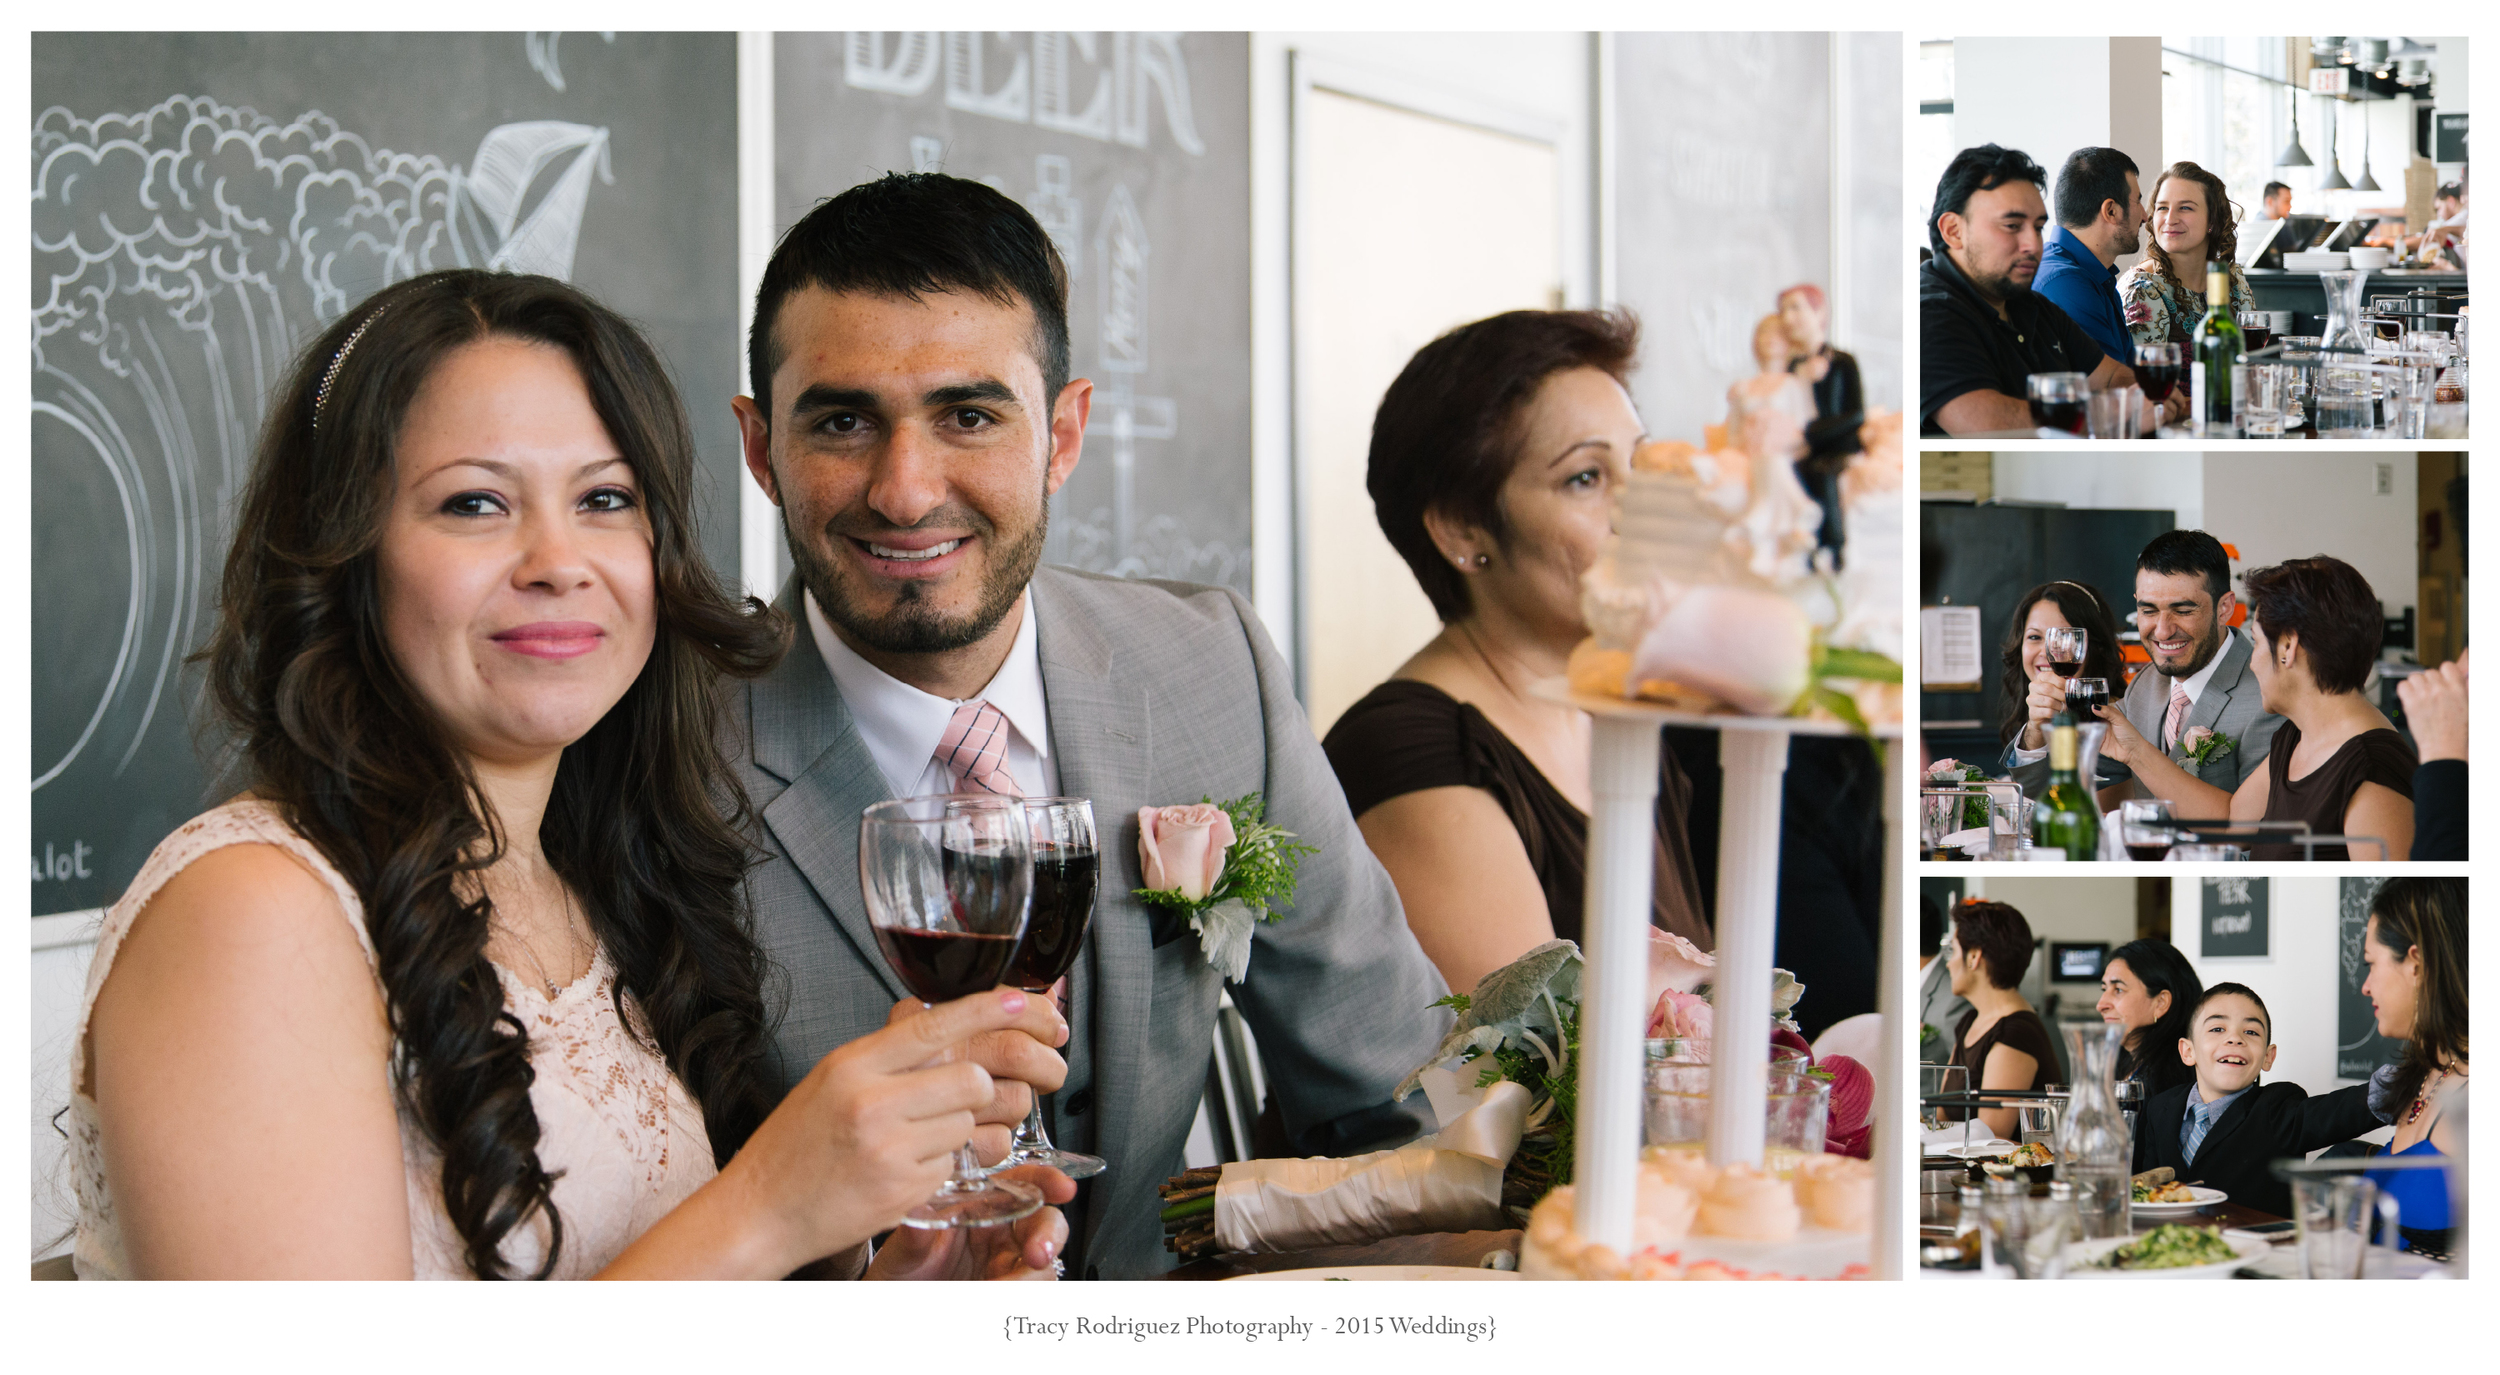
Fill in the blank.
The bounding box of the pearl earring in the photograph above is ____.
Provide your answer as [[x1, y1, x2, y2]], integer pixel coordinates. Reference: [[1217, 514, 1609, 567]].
[[1474, 554, 1491, 568]]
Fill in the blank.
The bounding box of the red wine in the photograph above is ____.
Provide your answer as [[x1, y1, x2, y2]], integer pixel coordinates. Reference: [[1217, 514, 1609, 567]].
[[2125, 843, 2172, 862], [1007, 844, 1098, 991], [2033, 400, 2087, 434], [2136, 365, 2183, 404], [2243, 326, 2274, 352], [2066, 683, 2108, 718], [875, 927, 1021, 1004], [2048, 659, 2082, 678]]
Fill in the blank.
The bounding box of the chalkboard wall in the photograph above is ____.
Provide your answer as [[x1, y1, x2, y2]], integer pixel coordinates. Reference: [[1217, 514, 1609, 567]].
[[773, 33, 1254, 598], [31, 33, 740, 914]]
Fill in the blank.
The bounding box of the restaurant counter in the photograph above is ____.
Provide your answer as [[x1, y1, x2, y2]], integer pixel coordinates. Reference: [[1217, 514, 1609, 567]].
[[2246, 267, 2467, 324]]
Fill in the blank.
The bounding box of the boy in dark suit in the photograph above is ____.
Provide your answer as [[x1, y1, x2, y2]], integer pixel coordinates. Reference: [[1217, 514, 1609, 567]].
[[2132, 983, 2387, 1218]]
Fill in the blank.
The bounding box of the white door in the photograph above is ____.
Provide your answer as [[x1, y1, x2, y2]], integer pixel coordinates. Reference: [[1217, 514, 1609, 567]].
[[1295, 79, 1562, 738]]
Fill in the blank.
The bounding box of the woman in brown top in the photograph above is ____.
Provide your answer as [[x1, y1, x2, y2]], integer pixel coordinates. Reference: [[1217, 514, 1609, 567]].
[[1319, 310, 1709, 994], [1943, 901, 2058, 1141], [2232, 557, 2417, 860]]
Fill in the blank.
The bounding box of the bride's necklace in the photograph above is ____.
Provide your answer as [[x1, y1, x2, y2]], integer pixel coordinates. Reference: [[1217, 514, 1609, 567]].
[[496, 882, 588, 998]]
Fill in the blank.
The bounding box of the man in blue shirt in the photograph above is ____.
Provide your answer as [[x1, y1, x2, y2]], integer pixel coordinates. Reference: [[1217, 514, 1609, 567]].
[[2031, 146, 2146, 368]]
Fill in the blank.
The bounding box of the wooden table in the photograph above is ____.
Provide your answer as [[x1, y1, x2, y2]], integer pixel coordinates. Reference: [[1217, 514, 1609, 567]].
[[1158, 1229, 1521, 1280]]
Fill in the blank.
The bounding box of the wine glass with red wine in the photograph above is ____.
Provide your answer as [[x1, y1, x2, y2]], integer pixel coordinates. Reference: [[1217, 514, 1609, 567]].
[[2132, 342, 2184, 409], [2026, 371, 2090, 434], [2065, 676, 2110, 722], [997, 797, 1106, 1180], [859, 793, 1041, 1229], [2043, 626, 2087, 682]]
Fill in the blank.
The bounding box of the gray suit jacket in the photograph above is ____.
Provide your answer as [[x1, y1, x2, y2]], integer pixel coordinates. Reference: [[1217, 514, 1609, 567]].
[[2007, 628, 2283, 798], [724, 567, 1450, 1278]]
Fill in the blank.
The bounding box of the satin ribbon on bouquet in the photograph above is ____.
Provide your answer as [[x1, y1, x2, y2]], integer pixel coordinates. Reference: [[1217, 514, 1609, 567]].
[[1211, 1074, 1533, 1253]]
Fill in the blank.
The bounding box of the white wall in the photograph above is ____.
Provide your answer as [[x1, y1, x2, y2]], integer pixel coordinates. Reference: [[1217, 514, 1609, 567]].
[[1990, 452, 2204, 534], [1963, 874, 2138, 1008], [2173, 878, 2356, 1094], [2201, 451, 2417, 619], [1952, 37, 2162, 220]]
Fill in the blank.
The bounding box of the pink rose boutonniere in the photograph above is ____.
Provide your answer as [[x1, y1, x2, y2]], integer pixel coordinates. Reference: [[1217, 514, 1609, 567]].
[[2176, 726, 2237, 767], [1136, 794, 1316, 983]]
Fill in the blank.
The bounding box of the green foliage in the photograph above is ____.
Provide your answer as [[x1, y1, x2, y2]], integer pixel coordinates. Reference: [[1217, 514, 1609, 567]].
[[1132, 793, 1318, 924]]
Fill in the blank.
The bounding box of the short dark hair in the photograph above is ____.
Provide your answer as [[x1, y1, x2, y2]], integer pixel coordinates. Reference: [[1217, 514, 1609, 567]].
[[2054, 147, 2141, 229], [1368, 309, 1639, 622], [2192, 982, 2273, 1044], [2437, 183, 2463, 201], [1921, 896, 1947, 959], [2242, 556, 2385, 694], [2263, 181, 2291, 200], [1929, 144, 2047, 257], [1951, 899, 2035, 991], [2137, 529, 2231, 600], [747, 172, 1071, 420]]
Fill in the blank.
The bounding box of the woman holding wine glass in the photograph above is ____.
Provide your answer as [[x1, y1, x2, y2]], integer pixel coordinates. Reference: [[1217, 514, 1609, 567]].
[[2118, 162, 2256, 352], [1996, 580, 2126, 794], [72, 270, 1072, 1279]]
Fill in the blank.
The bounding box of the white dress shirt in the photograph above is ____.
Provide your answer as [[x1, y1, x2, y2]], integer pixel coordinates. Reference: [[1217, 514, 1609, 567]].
[[806, 588, 1059, 800], [2013, 626, 2239, 765]]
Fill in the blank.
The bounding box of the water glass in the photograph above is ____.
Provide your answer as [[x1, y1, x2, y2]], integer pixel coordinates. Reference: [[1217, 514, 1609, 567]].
[[1642, 1062, 1831, 1161], [2085, 385, 2138, 439], [2316, 375, 2374, 436], [2239, 363, 2288, 438], [1990, 792, 2033, 859], [2292, 1175, 2401, 1279], [2016, 1101, 2060, 1150], [2170, 842, 2245, 862], [1982, 1178, 2074, 1280]]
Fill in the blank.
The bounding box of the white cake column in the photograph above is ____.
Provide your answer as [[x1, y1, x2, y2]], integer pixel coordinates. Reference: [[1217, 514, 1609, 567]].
[[1873, 740, 1905, 1279], [1707, 728, 1790, 1168], [1570, 715, 1662, 1256]]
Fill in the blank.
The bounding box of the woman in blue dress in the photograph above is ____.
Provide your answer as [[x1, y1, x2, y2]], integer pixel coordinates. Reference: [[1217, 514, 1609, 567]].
[[2360, 877, 2467, 1260]]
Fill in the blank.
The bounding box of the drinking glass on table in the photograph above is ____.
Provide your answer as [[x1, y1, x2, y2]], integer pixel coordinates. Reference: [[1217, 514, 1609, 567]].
[[2240, 363, 2289, 438], [2132, 342, 2184, 416], [996, 797, 1106, 1180], [2119, 799, 2177, 862], [2026, 372, 2089, 434], [860, 794, 1041, 1229], [2085, 386, 2138, 439], [2064, 676, 2110, 724]]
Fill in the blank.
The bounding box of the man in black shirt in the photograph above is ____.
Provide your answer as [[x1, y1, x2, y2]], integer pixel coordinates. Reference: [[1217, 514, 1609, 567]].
[[1920, 144, 2152, 437]]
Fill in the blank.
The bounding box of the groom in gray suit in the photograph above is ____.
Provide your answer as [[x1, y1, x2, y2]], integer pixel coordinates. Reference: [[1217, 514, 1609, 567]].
[[726, 173, 1449, 1278], [2011, 530, 2283, 811]]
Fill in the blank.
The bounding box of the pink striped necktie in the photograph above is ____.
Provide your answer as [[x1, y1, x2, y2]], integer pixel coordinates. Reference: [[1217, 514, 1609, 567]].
[[2163, 680, 2190, 751], [935, 700, 1023, 796]]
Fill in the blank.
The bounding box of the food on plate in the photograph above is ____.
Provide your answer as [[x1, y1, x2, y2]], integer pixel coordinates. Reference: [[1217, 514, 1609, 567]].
[[2084, 1224, 2244, 1271], [2132, 1179, 2199, 1204], [2006, 1141, 2055, 1168]]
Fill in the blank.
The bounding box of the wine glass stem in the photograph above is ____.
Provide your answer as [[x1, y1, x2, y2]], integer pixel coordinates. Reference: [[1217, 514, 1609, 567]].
[[954, 1142, 988, 1185], [1011, 1097, 1054, 1157]]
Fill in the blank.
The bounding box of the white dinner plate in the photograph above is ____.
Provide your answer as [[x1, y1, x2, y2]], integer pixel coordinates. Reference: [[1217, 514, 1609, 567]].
[[1927, 1139, 2018, 1160], [1225, 1265, 1520, 1281], [2062, 1230, 2269, 1279], [2130, 1186, 2227, 1220]]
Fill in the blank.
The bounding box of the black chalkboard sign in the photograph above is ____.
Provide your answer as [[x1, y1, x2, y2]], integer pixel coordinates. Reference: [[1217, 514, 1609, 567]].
[[2337, 878, 2407, 1080], [2199, 876, 2269, 958], [2434, 112, 2468, 165], [773, 34, 1253, 598], [31, 33, 740, 916]]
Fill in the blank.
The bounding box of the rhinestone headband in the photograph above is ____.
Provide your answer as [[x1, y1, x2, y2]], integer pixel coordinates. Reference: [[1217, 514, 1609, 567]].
[[311, 304, 387, 431]]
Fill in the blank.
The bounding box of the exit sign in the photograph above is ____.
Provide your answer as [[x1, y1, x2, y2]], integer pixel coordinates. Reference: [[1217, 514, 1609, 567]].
[[2310, 69, 2350, 96]]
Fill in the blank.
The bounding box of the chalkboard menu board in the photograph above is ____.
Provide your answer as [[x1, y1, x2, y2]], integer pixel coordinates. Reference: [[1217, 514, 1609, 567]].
[[31, 33, 740, 915], [774, 34, 1253, 598], [2336, 878, 2406, 1080], [2199, 876, 2270, 958]]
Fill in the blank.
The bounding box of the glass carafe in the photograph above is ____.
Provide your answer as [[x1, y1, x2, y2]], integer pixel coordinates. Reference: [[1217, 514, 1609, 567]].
[[2319, 269, 2371, 355], [2057, 1022, 2133, 1240]]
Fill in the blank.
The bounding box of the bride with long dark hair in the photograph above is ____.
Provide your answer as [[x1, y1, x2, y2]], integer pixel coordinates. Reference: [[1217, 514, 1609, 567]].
[[72, 269, 1071, 1279]]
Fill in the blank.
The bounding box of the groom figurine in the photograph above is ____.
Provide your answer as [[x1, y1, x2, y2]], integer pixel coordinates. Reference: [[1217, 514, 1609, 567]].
[[2011, 530, 2283, 810], [727, 173, 1449, 1278]]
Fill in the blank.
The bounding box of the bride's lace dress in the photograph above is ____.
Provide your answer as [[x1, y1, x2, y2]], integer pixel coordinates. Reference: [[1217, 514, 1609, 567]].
[[71, 800, 716, 1279]]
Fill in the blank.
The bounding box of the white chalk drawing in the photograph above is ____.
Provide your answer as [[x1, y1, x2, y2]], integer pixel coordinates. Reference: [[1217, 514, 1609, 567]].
[[30, 97, 613, 791], [524, 31, 617, 93], [1028, 153, 1083, 275], [1051, 506, 1243, 591], [843, 32, 1204, 155], [1087, 183, 1179, 570]]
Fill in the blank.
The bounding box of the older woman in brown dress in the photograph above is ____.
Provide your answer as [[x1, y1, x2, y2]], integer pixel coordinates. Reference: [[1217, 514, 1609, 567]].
[[2098, 556, 2414, 859], [1318, 310, 1711, 995], [1943, 900, 2059, 1142]]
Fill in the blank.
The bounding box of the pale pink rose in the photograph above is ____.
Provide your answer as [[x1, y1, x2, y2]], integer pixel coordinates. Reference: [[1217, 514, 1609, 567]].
[[1925, 758, 1965, 778], [1138, 803, 1235, 901], [1647, 930, 1716, 1001], [1647, 988, 1714, 1048], [2182, 726, 2215, 751]]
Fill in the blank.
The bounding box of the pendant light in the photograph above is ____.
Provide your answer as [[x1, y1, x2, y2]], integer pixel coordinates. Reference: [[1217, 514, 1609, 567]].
[[2318, 101, 2352, 190], [2277, 90, 2315, 167], [2354, 110, 2381, 193]]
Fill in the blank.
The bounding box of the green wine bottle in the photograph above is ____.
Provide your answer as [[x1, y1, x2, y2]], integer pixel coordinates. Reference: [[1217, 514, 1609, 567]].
[[2191, 267, 2243, 438], [2035, 712, 2100, 861]]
